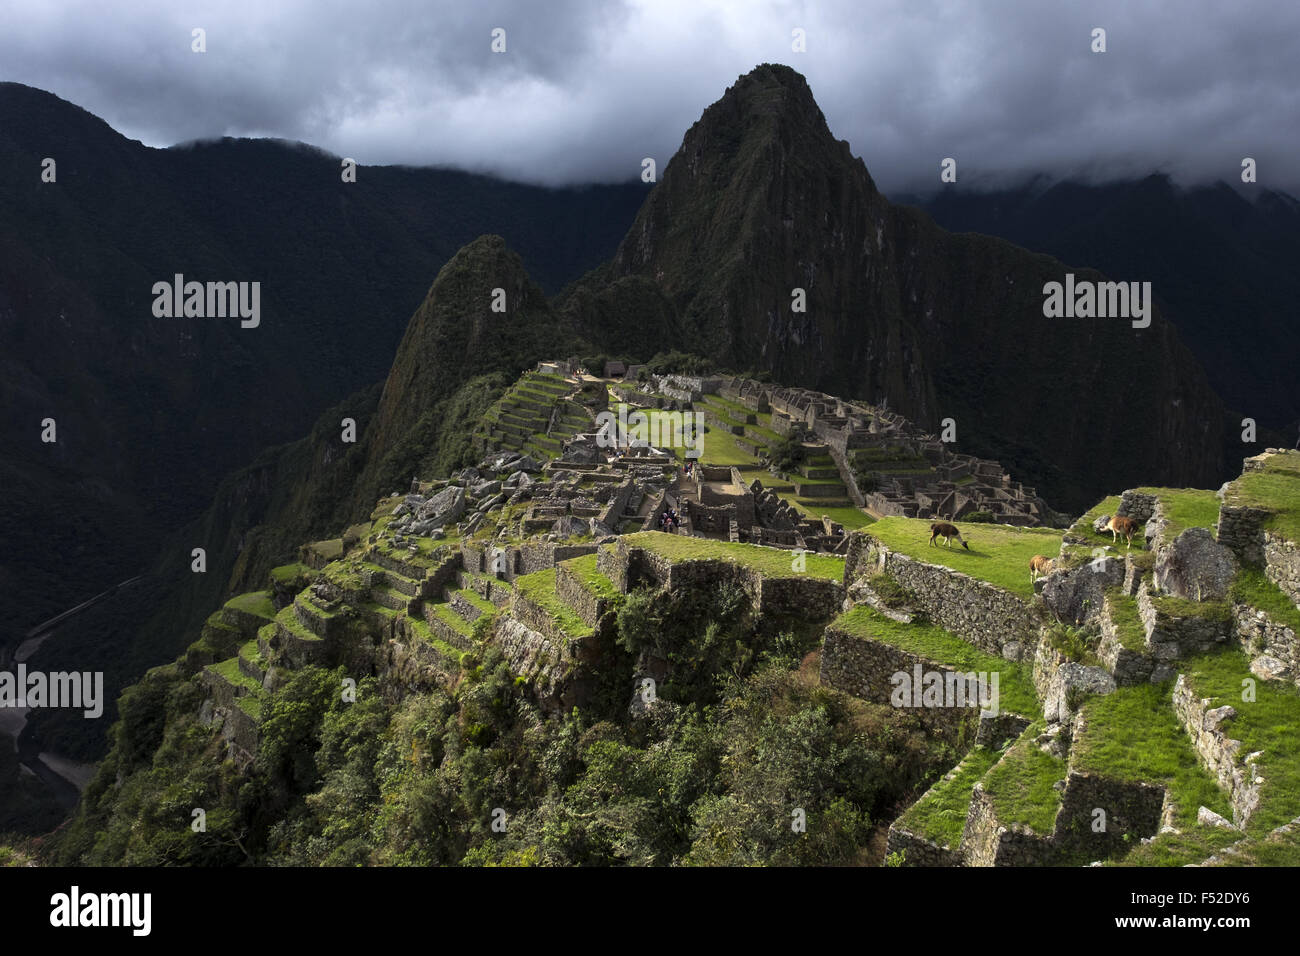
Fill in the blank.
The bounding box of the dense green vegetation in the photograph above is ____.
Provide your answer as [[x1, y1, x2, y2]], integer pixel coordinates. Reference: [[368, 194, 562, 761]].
[[54, 610, 951, 867]]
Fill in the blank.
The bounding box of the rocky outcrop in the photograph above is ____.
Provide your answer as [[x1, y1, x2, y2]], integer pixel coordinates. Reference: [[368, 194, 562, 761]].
[[1154, 527, 1239, 601]]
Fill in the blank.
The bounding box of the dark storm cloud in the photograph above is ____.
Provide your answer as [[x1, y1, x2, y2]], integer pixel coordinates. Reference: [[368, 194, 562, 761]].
[[4, 0, 1297, 192]]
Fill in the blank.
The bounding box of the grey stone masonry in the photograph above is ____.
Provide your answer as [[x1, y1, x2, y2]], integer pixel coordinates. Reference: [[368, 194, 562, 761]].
[[1265, 532, 1300, 606], [1136, 579, 1233, 660], [1217, 503, 1271, 566], [1172, 675, 1261, 829], [1234, 602, 1300, 688], [849, 533, 1040, 662]]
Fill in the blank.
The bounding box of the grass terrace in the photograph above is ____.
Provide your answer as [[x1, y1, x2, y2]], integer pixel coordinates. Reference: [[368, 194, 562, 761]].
[[1138, 487, 1221, 537], [1231, 568, 1300, 634], [981, 723, 1067, 835], [1105, 589, 1148, 653], [562, 554, 622, 601], [513, 568, 594, 641], [1073, 683, 1230, 830], [897, 745, 1001, 849], [206, 657, 262, 695], [405, 616, 466, 663], [269, 562, 311, 584], [624, 531, 844, 581], [430, 603, 474, 640], [225, 591, 276, 619], [1182, 648, 1300, 834], [791, 500, 875, 531], [1223, 451, 1300, 543], [831, 607, 1040, 716], [864, 517, 1063, 599]]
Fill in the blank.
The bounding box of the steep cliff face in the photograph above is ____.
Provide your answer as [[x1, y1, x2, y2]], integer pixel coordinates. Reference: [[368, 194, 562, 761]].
[[604, 64, 1227, 510]]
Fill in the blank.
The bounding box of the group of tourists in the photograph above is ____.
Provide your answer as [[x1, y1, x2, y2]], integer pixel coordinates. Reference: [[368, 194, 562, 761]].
[[658, 507, 680, 533]]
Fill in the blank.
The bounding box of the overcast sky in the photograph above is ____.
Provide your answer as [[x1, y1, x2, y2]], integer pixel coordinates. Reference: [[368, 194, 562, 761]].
[[4, 0, 1298, 193]]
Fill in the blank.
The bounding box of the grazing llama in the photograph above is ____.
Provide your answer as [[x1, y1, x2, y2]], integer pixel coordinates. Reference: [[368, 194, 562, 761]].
[[1105, 515, 1139, 548], [929, 522, 970, 550]]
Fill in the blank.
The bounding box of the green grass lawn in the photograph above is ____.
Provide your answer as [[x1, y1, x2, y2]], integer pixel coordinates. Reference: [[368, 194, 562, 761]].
[[697, 424, 762, 467], [225, 591, 276, 619], [269, 562, 311, 584], [206, 657, 262, 694], [981, 724, 1066, 835], [790, 500, 876, 530], [562, 554, 622, 600], [1231, 567, 1300, 634], [624, 531, 845, 581], [865, 517, 1063, 599], [1104, 590, 1148, 652], [899, 745, 1001, 848], [1138, 487, 1221, 537], [1224, 450, 1300, 542], [513, 568, 594, 640], [831, 607, 1040, 716], [1072, 684, 1231, 832], [1182, 648, 1300, 834], [405, 616, 465, 662]]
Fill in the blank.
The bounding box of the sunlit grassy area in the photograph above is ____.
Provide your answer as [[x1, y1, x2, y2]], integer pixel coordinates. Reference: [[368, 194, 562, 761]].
[[1072, 684, 1230, 832], [790, 499, 876, 530], [1138, 487, 1221, 537], [831, 606, 1040, 716], [982, 723, 1066, 835], [624, 531, 844, 580], [898, 746, 1001, 848], [1224, 451, 1300, 542], [225, 591, 276, 619], [865, 518, 1063, 599]]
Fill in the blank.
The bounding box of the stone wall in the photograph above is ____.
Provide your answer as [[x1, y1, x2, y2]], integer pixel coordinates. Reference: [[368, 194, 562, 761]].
[[1052, 769, 1166, 859], [961, 784, 1057, 866], [1096, 595, 1166, 685], [1217, 504, 1271, 566], [384, 621, 459, 692], [1117, 490, 1158, 523], [554, 560, 615, 628], [885, 824, 964, 867], [493, 616, 571, 711], [1040, 557, 1125, 625], [1033, 636, 1117, 723], [1264, 532, 1300, 605], [1136, 580, 1232, 659], [1234, 602, 1300, 686], [853, 535, 1040, 662], [819, 624, 984, 744], [1172, 674, 1261, 828]]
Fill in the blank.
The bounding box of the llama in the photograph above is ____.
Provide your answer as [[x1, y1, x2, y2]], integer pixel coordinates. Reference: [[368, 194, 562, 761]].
[[929, 522, 970, 550]]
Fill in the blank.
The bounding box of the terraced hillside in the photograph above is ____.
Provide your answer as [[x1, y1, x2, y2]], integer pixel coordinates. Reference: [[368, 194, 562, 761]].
[[477, 371, 595, 463], [44, 377, 1300, 867], [829, 449, 1300, 866]]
